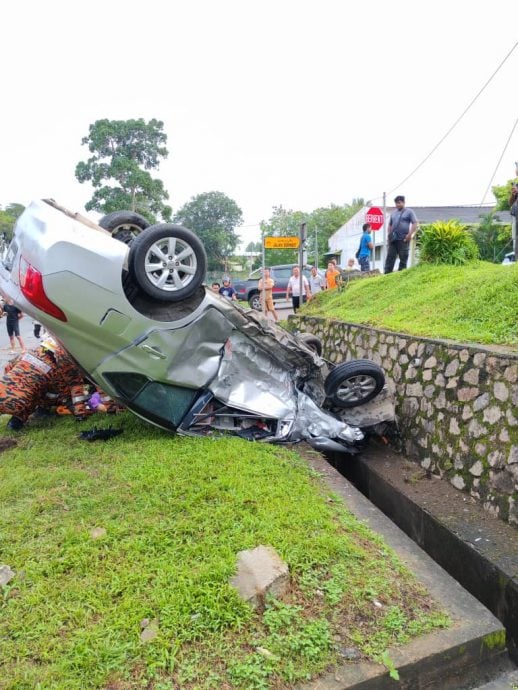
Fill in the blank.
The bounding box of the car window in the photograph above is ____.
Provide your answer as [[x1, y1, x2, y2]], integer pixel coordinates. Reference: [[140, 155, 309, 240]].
[[104, 373, 197, 429], [249, 269, 262, 280], [133, 382, 197, 427], [273, 268, 292, 280]]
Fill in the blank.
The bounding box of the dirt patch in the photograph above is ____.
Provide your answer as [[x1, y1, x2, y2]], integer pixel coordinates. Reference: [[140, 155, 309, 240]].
[[0, 437, 18, 454]]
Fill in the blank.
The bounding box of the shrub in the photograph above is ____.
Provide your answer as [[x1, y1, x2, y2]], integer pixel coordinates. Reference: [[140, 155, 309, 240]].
[[418, 220, 479, 265]]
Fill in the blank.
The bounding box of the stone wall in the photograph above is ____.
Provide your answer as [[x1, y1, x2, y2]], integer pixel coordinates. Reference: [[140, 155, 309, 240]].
[[289, 316, 518, 526]]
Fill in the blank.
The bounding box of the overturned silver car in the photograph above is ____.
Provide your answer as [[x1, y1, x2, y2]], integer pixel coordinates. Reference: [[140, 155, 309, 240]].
[[0, 200, 395, 453]]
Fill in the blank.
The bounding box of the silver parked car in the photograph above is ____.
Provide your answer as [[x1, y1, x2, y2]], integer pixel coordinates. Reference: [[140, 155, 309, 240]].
[[0, 199, 395, 453]]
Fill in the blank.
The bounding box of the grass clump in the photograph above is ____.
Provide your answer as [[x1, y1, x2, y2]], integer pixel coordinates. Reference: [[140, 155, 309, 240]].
[[303, 262, 518, 347], [0, 412, 449, 689]]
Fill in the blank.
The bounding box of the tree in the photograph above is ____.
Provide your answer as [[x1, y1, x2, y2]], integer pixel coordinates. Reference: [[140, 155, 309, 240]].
[[492, 180, 516, 211], [469, 212, 512, 263], [174, 191, 243, 271], [259, 200, 364, 266], [75, 118, 172, 223], [0, 203, 25, 241]]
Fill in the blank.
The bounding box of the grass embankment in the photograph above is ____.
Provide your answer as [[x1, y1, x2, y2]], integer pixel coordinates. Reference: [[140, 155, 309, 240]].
[[303, 262, 518, 348], [0, 413, 448, 689]]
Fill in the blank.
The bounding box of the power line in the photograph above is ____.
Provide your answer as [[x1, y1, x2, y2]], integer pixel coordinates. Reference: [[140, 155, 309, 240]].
[[479, 115, 518, 206], [386, 40, 518, 195]]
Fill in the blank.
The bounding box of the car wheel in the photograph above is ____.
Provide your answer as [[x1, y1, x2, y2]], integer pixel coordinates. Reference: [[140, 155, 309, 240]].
[[324, 360, 385, 408], [249, 292, 261, 310], [99, 211, 150, 245], [129, 224, 207, 302], [297, 332, 323, 356]]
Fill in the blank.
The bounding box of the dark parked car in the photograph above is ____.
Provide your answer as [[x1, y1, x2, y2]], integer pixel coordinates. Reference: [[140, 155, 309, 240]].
[[233, 265, 321, 310], [0, 200, 395, 454]]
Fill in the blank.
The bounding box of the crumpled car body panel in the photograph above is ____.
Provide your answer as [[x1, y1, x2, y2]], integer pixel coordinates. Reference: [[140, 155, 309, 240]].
[[0, 200, 396, 453]]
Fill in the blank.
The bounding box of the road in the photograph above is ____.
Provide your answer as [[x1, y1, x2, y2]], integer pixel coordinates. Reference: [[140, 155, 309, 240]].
[[0, 315, 41, 374]]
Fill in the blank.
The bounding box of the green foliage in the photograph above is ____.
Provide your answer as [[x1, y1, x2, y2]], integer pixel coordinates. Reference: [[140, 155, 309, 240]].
[[0, 203, 25, 241], [75, 118, 172, 223], [174, 191, 243, 271], [418, 220, 479, 265], [469, 212, 512, 263], [0, 412, 448, 688], [303, 262, 518, 346], [259, 200, 364, 268], [380, 650, 400, 681], [492, 179, 517, 210]]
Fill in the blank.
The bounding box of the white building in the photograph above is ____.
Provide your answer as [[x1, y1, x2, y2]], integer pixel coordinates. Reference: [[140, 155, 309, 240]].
[[327, 204, 512, 271]]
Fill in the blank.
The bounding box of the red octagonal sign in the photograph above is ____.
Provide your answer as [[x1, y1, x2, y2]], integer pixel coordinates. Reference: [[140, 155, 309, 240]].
[[365, 206, 384, 231]]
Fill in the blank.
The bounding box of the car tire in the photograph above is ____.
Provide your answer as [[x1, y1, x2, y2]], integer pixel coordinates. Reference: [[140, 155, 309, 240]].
[[129, 224, 207, 302], [324, 359, 385, 408], [99, 211, 150, 245], [249, 292, 261, 310], [297, 332, 323, 356]]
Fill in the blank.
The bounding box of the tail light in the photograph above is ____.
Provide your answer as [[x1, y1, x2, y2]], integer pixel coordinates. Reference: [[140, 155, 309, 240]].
[[19, 258, 67, 322]]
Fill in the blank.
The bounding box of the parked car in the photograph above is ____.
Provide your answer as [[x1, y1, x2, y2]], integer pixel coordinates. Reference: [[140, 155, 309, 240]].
[[0, 200, 395, 454], [502, 252, 516, 265], [233, 264, 322, 310]]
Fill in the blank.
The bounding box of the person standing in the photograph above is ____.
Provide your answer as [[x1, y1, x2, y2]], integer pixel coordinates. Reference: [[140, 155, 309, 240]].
[[2, 298, 25, 354], [384, 195, 418, 273], [324, 261, 342, 290], [308, 266, 325, 295], [258, 268, 279, 321], [286, 266, 311, 313], [219, 278, 237, 301], [358, 223, 374, 272]]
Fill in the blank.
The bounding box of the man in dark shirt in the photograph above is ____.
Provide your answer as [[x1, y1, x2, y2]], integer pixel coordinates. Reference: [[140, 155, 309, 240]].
[[384, 195, 418, 273], [219, 278, 237, 301], [2, 298, 26, 353]]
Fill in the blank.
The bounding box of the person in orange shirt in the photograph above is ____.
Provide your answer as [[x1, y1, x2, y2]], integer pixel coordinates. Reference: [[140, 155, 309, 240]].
[[325, 261, 342, 290], [258, 267, 279, 321]]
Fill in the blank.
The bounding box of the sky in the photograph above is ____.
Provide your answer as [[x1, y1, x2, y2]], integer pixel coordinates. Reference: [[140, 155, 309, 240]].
[[1, 0, 517, 249]]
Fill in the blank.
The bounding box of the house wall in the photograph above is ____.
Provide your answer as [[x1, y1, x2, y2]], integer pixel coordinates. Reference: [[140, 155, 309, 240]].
[[289, 315, 518, 526]]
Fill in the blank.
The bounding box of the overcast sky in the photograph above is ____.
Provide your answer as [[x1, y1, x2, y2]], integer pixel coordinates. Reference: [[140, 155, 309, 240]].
[[1, 0, 517, 248]]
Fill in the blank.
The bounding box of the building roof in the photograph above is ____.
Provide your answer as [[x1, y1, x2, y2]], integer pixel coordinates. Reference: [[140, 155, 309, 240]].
[[392, 205, 512, 225]]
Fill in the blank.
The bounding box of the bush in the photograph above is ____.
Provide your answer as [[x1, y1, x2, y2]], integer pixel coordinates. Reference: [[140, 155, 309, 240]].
[[418, 220, 479, 265]]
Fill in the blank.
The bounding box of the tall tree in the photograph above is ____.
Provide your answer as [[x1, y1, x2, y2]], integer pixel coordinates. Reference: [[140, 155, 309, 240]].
[[75, 118, 172, 223], [174, 192, 243, 271]]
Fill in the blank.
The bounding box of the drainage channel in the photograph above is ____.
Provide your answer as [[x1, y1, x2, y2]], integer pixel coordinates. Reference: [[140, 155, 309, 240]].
[[325, 442, 518, 667]]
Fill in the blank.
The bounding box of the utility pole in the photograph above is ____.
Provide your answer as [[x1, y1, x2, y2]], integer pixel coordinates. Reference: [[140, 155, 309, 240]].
[[382, 191, 387, 272], [315, 226, 319, 268], [513, 161, 518, 257], [299, 222, 307, 303]]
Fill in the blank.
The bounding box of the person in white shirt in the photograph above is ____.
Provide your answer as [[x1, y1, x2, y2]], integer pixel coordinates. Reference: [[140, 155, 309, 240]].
[[286, 266, 311, 313], [308, 266, 325, 295]]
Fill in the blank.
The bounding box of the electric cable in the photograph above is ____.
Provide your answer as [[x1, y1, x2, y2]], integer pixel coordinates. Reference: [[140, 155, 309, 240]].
[[479, 115, 518, 206], [389, 41, 517, 194], [364, 40, 518, 205]]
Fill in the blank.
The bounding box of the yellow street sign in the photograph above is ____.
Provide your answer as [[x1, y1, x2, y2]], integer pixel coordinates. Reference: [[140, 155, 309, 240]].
[[264, 236, 300, 249]]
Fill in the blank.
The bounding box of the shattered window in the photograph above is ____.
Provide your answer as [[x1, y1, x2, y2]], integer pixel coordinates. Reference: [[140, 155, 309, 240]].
[[133, 382, 198, 427]]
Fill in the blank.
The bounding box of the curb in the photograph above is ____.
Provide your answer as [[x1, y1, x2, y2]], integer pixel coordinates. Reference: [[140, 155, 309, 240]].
[[327, 444, 518, 666], [301, 451, 513, 689]]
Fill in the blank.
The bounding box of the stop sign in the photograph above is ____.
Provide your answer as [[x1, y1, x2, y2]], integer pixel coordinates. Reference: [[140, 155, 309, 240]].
[[365, 207, 384, 231]]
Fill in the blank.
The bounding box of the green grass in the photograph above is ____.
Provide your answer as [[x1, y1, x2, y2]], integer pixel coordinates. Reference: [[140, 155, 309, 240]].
[[0, 412, 449, 689], [302, 262, 518, 347]]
